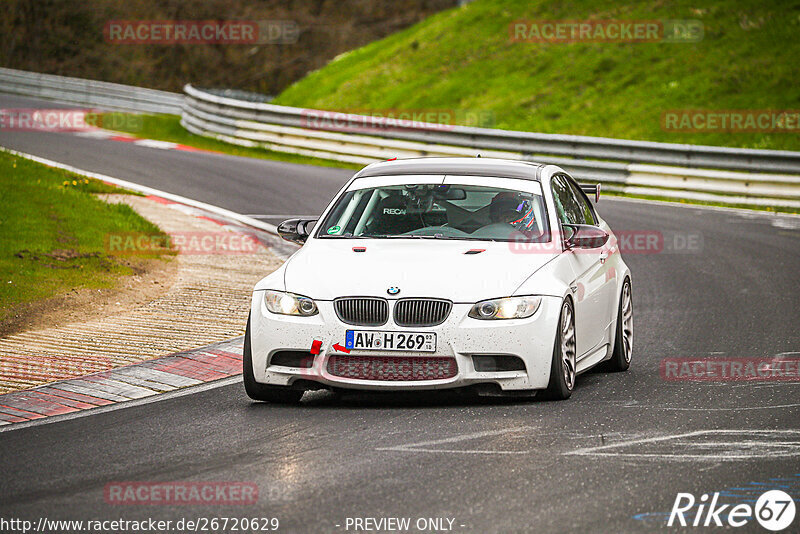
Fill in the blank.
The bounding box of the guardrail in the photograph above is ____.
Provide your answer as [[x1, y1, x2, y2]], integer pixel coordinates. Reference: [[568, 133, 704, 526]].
[[0, 67, 182, 115], [0, 68, 797, 208], [182, 84, 800, 208]]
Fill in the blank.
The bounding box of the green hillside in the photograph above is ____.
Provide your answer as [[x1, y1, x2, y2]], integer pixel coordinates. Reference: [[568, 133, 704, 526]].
[[275, 0, 800, 151]]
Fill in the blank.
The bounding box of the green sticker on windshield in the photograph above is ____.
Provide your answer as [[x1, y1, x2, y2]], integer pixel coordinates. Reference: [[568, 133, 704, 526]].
[[327, 225, 342, 235]]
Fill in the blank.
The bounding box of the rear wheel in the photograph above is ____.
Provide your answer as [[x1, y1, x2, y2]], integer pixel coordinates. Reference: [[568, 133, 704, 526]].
[[542, 298, 576, 400], [605, 278, 633, 372], [243, 314, 304, 404]]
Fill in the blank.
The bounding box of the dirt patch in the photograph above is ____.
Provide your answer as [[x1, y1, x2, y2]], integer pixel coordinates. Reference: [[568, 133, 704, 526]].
[[0, 193, 284, 394], [13, 248, 111, 270], [0, 256, 177, 338]]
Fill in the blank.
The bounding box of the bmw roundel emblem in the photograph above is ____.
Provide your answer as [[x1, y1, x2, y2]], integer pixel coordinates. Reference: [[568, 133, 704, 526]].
[[387, 286, 400, 295]]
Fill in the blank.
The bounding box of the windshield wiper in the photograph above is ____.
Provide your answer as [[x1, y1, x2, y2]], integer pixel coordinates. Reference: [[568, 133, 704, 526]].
[[365, 234, 500, 241], [360, 234, 437, 239], [430, 236, 499, 242], [327, 234, 506, 242]]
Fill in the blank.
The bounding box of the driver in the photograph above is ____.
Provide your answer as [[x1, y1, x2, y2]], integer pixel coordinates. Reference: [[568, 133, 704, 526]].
[[489, 192, 524, 224]]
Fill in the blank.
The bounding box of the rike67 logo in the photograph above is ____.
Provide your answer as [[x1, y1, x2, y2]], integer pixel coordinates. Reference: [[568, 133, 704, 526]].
[[669, 490, 796, 531]]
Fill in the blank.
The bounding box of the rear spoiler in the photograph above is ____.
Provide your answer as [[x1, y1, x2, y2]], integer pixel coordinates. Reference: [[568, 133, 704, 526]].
[[580, 183, 601, 203]]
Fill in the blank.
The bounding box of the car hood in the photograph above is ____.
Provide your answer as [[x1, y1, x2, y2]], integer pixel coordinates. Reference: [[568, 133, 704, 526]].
[[277, 238, 557, 302]]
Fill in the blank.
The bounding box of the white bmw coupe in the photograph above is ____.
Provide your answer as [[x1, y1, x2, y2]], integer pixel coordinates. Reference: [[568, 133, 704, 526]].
[[244, 158, 632, 402]]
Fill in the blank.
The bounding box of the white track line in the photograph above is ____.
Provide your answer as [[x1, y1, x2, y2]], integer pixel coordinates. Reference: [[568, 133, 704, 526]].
[[0, 146, 280, 234], [624, 403, 800, 411], [377, 426, 535, 454], [0, 375, 242, 434], [565, 429, 800, 460]]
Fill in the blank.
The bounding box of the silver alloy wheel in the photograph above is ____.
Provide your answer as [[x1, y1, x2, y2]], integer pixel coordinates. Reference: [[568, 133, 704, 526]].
[[621, 281, 634, 363], [561, 301, 577, 390]]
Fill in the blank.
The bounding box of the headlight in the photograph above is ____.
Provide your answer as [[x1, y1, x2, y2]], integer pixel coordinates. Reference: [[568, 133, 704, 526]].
[[469, 296, 541, 320], [264, 290, 318, 316]]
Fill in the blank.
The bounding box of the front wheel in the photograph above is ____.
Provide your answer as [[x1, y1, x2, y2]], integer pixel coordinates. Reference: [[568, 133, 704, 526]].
[[542, 298, 577, 400], [604, 278, 633, 372], [243, 314, 304, 403]]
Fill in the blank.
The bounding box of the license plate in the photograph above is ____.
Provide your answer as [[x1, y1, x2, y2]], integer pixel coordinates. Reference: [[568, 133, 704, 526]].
[[345, 330, 436, 352]]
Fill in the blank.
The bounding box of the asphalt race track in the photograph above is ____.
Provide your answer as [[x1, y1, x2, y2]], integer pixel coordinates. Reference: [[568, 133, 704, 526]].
[[1, 95, 799, 533]]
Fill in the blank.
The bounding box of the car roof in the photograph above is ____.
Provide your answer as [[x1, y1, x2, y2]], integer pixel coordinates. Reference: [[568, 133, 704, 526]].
[[355, 157, 547, 181]]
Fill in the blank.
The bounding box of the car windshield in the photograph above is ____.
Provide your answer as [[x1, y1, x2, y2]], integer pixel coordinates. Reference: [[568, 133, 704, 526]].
[[317, 183, 550, 242]]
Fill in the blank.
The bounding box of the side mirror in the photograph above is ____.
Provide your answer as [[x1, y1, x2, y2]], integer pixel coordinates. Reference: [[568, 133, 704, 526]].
[[277, 218, 318, 245], [579, 183, 601, 203], [563, 224, 609, 249]]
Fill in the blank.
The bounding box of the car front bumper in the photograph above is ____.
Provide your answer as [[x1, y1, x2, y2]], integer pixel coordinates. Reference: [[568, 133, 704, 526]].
[[248, 292, 562, 392]]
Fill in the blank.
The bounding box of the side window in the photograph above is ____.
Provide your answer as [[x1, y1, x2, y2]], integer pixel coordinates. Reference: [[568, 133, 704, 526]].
[[566, 179, 597, 226], [550, 175, 584, 225]]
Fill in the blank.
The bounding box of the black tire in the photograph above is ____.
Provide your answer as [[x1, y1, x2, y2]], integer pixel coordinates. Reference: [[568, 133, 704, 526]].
[[243, 314, 304, 403], [604, 278, 633, 372], [541, 298, 576, 400]]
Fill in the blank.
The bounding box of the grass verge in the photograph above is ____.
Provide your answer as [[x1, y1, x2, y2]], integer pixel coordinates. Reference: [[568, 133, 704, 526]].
[[275, 0, 800, 152], [0, 151, 172, 328], [602, 191, 800, 215]]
